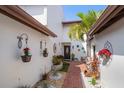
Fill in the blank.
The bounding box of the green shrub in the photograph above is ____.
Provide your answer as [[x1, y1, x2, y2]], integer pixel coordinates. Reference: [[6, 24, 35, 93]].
[[52, 55, 64, 65], [59, 62, 70, 72], [71, 53, 75, 61], [89, 78, 97, 86]]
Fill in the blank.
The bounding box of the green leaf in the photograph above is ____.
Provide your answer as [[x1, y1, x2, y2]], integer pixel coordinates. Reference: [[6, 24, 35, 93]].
[[68, 10, 103, 41]]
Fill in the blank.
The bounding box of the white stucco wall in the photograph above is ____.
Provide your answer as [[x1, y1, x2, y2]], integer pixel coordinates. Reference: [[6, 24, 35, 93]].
[[0, 13, 54, 87], [47, 5, 64, 55], [93, 18, 124, 87], [20, 5, 47, 25], [20, 5, 64, 56], [62, 24, 86, 60]]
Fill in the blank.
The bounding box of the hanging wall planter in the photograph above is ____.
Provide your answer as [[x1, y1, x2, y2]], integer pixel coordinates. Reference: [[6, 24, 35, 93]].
[[42, 41, 48, 57], [17, 33, 32, 63], [98, 48, 112, 65], [43, 48, 48, 57], [98, 41, 113, 66], [21, 47, 32, 62], [21, 55, 32, 62]]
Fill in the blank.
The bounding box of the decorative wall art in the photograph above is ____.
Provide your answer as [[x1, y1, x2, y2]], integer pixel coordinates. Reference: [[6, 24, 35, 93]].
[[104, 41, 113, 54], [17, 33, 32, 62], [78, 49, 80, 51], [40, 40, 42, 56], [40, 41, 42, 50], [53, 43, 57, 54], [77, 45, 79, 48], [82, 47, 84, 50], [72, 45, 74, 49], [43, 41, 48, 57]]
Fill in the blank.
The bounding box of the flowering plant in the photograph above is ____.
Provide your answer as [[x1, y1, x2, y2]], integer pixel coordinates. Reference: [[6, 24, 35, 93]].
[[98, 48, 111, 65], [98, 48, 111, 57], [22, 47, 32, 56], [21, 47, 32, 62]]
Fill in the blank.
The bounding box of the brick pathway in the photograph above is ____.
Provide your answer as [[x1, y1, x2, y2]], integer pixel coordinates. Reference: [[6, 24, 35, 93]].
[[62, 61, 85, 88]]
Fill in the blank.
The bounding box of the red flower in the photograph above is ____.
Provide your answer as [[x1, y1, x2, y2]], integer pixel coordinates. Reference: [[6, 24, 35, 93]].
[[98, 48, 111, 57], [23, 48, 30, 51]]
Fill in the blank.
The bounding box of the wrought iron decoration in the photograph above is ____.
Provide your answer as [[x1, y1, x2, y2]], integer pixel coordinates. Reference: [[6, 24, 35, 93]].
[[17, 33, 28, 49], [104, 41, 113, 54], [53, 43, 57, 54]]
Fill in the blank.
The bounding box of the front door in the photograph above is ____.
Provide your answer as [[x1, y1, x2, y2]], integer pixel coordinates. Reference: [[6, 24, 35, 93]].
[[64, 46, 70, 59]]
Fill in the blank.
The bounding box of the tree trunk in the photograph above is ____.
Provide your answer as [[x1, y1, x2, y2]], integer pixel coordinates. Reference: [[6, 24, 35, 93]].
[[86, 34, 91, 57]]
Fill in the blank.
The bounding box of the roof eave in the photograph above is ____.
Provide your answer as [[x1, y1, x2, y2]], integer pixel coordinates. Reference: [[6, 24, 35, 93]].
[[62, 20, 82, 25], [0, 5, 57, 37], [88, 5, 124, 38]]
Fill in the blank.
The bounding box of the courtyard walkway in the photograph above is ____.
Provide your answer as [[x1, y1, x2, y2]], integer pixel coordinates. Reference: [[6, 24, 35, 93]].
[[62, 61, 85, 88]]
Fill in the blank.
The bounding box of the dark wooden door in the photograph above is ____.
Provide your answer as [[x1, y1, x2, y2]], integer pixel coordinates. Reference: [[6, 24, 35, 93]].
[[64, 46, 70, 59]]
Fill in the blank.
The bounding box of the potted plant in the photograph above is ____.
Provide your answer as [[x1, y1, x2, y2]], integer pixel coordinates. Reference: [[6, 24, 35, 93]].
[[98, 48, 112, 65], [89, 77, 97, 86], [71, 53, 75, 61], [43, 48, 48, 57], [52, 55, 64, 70], [42, 73, 48, 80], [21, 47, 32, 62]]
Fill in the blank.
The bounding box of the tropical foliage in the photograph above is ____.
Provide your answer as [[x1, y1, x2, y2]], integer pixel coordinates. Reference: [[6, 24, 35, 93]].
[[68, 10, 103, 41]]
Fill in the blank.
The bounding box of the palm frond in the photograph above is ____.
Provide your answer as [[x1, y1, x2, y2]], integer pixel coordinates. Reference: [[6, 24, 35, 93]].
[[68, 10, 103, 41]]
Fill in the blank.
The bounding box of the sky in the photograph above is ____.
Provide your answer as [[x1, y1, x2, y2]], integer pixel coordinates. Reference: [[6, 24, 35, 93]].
[[63, 5, 107, 21]]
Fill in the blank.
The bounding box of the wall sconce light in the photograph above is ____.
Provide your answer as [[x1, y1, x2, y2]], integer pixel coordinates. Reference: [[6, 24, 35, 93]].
[[17, 33, 28, 49]]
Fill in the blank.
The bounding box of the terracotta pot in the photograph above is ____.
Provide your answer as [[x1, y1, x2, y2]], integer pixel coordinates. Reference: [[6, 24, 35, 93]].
[[21, 55, 32, 62]]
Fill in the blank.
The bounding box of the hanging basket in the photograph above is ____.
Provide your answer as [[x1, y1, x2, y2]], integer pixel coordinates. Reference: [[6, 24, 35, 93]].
[[43, 48, 48, 57], [43, 53, 48, 57], [21, 55, 32, 62], [98, 48, 111, 65]]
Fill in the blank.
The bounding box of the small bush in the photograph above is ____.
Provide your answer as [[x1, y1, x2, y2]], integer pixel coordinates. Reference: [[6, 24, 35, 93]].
[[52, 55, 64, 65], [71, 53, 75, 61], [59, 62, 70, 72]]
